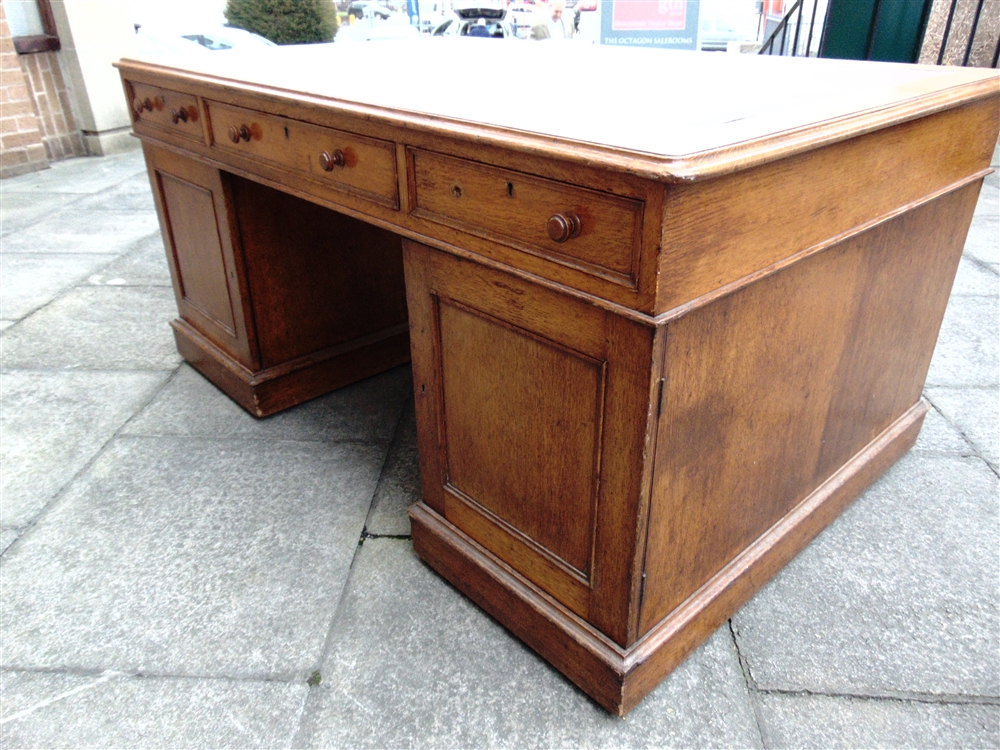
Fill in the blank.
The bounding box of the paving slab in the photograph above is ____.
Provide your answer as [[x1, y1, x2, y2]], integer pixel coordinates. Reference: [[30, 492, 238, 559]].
[[925, 293, 999, 387], [72, 171, 157, 212], [0, 253, 117, 319], [732, 453, 999, 699], [0, 192, 88, 237], [365, 398, 420, 536], [0, 671, 308, 749], [0, 370, 169, 528], [82, 232, 172, 287], [297, 539, 762, 749], [926, 386, 999, 469], [757, 692, 1000, 749], [0, 209, 161, 255], [123, 363, 413, 444], [912, 404, 974, 454], [951, 256, 999, 296], [973, 180, 998, 221], [1, 528, 20, 554], [963, 214, 999, 265], [0, 436, 384, 676], [0, 285, 182, 371], [0, 151, 145, 195]]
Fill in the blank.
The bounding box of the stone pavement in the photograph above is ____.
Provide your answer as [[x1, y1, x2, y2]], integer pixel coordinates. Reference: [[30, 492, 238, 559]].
[[0, 147, 997, 749]]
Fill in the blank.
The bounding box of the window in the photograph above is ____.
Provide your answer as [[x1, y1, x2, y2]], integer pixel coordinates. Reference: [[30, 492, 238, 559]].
[[5, 0, 60, 54]]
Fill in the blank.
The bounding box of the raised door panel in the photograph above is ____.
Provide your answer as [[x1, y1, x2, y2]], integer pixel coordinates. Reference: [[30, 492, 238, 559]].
[[159, 174, 237, 333], [439, 297, 606, 583], [146, 145, 254, 366], [404, 240, 657, 645]]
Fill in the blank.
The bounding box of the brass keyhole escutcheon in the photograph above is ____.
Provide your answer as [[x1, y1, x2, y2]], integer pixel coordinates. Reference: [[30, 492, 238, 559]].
[[320, 149, 346, 171]]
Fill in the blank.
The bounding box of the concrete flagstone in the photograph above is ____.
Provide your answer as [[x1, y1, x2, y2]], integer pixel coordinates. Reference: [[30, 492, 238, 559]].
[[123, 363, 412, 444], [926, 386, 1000, 469], [0, 370, 170, 528], [1, 437, 385, 677], [0, 253, 117, 319], [972, 178, 998, 220], [963, 214, 999, 265], [912, 404, 975, 454], [364, 398, 421, 536], [0, 208, 161, 254], [0, 285, 182, 371], [296, 539, 764, 750], [0, 151, 146, 195], [0, 671, 308, 750], [1, 529, 20, 554], [0, 192, 88, 237], [82, 232, 173, 287], [732, 453, 999, 699], [951, 256, 1000, 296], [72, 171, 158, 212], [925, 293, 999, 387], [756, 692, 999, 749]]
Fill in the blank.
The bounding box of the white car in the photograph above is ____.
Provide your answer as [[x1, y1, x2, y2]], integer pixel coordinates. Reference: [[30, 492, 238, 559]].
[[134, 25, 278, 56]]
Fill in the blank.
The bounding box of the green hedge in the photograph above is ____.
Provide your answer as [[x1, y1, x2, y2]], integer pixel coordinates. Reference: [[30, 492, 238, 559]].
[[224, 0, 339, 44]]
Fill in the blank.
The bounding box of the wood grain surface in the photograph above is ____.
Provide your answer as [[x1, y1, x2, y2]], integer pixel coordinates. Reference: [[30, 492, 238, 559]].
[[117, 43, 1000, 181]]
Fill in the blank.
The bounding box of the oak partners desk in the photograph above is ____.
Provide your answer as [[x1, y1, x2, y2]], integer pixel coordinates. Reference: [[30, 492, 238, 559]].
[[116, 43, 999, 715]]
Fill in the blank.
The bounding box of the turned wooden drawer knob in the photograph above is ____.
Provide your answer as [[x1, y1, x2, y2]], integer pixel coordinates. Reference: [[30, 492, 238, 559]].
[[170, 107, 189, 124], [319, 149, 345, 171], [547, 211, 582, 243], [227, 125, 252, 144]]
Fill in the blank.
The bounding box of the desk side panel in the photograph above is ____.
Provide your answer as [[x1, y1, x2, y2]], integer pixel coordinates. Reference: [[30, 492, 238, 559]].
[[639, 182, 979, 634], [655, 97, 998, 314]]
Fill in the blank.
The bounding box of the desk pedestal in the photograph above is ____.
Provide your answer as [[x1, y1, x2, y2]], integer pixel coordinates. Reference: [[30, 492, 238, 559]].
[[402, 175, 974, 713], [147, 145, 411, 417]]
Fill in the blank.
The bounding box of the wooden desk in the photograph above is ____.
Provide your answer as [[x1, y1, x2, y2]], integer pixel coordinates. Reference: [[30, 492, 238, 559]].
[[116, 44, 999, 715]]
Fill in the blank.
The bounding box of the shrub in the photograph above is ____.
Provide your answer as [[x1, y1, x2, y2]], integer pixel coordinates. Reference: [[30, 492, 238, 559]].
[[224, 0, 339, 44]]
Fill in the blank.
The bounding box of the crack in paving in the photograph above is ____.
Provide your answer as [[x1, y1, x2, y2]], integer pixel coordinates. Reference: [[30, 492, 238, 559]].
[[728, 619, 771, 749], [758, 687, 1000, 707]]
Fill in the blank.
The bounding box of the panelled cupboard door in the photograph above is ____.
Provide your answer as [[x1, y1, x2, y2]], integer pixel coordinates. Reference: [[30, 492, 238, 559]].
[[144, 145, 256, 368], [403, 240, 656, 646]]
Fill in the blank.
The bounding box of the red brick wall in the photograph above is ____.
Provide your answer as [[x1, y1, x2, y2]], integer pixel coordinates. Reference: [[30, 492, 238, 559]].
[[19, 50, 84, 161], [0, 1, 48, 178]]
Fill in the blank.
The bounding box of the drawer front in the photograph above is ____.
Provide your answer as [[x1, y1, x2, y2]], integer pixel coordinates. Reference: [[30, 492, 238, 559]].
[[129, 82, 204, 143], [409, 149, 644, 288], [206, 101, 398, 208]]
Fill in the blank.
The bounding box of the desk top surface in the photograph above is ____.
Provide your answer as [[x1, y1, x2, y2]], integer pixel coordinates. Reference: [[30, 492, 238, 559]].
[[119, 42, 999, 180]]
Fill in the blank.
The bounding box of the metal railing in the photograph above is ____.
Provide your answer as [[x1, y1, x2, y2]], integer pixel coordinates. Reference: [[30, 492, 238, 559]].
[[759, 0, 824, 57], [933, 0, 999, 67]]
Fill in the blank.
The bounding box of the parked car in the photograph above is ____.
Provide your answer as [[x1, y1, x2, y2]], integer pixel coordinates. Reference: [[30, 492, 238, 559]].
[[346, 1, 393, 21], [337, 17, 422, 42], [134, 25, 278, 56], [431, 6, 513, 38]]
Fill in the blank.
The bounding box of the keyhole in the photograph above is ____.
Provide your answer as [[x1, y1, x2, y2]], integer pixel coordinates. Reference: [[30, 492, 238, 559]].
[[284, 126, 289, 139], [506, 181, 514, 198], [452, 185, 462, 198]]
